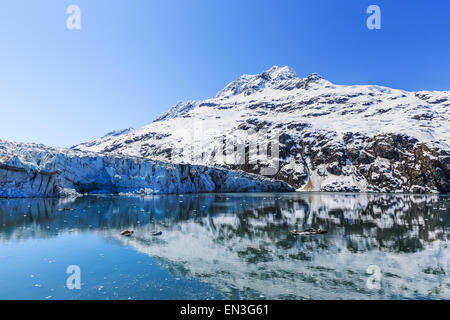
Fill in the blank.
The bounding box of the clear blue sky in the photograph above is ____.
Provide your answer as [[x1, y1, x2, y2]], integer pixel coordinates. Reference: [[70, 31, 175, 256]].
[[0, 0, 449, 147]]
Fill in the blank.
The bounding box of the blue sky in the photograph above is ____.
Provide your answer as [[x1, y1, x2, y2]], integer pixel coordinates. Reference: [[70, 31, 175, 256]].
[[0, 0, 449, 147]]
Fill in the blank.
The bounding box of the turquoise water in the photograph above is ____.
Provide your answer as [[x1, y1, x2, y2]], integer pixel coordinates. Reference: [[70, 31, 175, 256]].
[[0, 193, 449, 300]]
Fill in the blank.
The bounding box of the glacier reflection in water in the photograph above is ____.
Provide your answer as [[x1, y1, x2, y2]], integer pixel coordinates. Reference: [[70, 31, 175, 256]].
[[0, 192, 449, 299]]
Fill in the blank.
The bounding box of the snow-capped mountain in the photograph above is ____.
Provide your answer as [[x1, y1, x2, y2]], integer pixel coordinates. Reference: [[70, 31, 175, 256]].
[[0, 140, 293, 197], [73, 66, 450, 193]]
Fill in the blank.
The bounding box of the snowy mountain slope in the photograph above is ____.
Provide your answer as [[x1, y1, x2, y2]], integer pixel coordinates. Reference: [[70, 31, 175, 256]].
[[73, 66, 450, 193], [71, 127, 135, 150], [0, 140, 293, 198]]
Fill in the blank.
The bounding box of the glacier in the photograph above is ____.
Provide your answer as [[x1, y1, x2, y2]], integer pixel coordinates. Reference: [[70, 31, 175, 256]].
[[0, 140, 293, 198], [74, 66, 450, 193]]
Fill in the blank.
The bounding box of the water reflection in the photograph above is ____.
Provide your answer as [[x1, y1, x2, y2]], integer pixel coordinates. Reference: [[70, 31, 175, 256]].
[[0, 193, 449, 299]]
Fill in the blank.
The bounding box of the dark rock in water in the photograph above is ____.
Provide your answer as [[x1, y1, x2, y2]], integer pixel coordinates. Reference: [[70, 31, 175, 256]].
[[57, 207, 75, 212], [151, 231, 162, 236], [120, 230, 134, 236], [290, 228, 327, 236]]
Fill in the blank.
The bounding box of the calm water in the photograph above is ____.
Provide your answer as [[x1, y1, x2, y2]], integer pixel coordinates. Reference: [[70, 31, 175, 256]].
[[0, 193, 448, 300]]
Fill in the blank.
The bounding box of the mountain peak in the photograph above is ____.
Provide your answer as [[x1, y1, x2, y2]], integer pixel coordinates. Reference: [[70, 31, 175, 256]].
[[307, 72, 323, 81], [263, 65, 299, 80], [215, 65, 300, 98]]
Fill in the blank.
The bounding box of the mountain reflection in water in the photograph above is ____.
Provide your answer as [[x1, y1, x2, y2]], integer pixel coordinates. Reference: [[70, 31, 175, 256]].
[[0, 193, 449, 299]]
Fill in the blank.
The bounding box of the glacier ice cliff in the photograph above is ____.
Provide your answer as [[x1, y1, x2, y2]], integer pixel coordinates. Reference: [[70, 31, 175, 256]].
[[0, 140, 293, 198]]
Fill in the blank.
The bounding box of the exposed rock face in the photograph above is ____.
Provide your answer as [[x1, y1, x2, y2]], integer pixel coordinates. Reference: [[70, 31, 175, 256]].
[[345, 133, 449, 193], [74, 66, 450, 193], [0, 140, 293, 198]]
